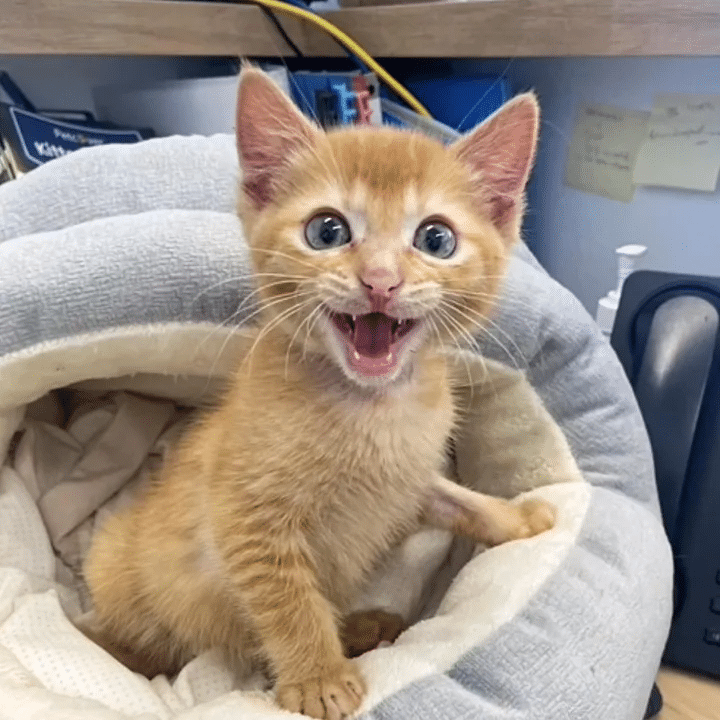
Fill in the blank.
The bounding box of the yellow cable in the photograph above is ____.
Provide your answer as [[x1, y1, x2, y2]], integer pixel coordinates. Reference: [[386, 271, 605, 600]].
[[247, 0, 432, 118]]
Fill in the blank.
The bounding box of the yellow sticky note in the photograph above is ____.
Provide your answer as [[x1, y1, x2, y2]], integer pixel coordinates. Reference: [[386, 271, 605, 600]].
[[564, 102, 649, 203], [633, 94, 720, 192]]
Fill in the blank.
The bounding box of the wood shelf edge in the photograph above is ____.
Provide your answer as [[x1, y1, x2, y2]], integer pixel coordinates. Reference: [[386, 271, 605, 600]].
[[3, 0, 720, 57]]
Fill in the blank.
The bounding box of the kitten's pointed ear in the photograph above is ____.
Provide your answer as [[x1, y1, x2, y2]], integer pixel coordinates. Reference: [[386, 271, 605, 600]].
[[451, 92, 539, 240], [236, 67, 320, 211]]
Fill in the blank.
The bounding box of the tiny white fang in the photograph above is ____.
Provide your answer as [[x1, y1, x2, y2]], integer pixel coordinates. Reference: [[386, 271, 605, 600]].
[[386, 353, 393, 362], [352, 315, 357, 322], [353, 350, 361, 360]]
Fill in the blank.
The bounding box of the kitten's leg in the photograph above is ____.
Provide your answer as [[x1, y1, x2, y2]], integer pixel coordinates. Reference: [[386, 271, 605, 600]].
[[423, 474, 555, 547], [340, 609, 405, 658], [82, 508, 194, 678], [75, 611, 187, 678], [223, 539, 365, 719]]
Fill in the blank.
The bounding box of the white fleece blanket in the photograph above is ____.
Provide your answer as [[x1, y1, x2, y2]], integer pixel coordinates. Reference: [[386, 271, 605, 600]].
[[0, 465, 588, 720], [0, 369, 590, 720]]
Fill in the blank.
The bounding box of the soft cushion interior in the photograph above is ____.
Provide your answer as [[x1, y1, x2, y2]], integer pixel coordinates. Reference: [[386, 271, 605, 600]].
[[0, 131, 672, 719]]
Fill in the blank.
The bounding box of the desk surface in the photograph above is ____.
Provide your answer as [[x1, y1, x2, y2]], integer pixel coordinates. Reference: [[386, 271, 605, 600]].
[[658, 666, 720, 720]]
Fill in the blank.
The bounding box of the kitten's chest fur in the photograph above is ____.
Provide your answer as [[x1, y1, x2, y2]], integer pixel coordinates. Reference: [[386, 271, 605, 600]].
[[198, 333, 455, 609]]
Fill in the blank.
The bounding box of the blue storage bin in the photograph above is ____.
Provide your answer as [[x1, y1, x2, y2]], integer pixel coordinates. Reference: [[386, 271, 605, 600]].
[[403, 75, 511, 132]]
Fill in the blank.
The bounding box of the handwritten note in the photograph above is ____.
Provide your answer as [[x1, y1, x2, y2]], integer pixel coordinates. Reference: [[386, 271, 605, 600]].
[[633, 94, 720, 192], [565, 102, 649, 202]]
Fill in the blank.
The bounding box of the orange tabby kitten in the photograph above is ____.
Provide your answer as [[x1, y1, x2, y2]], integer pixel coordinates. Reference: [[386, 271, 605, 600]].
[[82, 68, 553, 719]]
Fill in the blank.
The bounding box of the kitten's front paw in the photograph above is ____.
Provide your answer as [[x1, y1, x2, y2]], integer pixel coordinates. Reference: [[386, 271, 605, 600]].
[[276, 662, 366, 719], [515, 498, 556, 538]]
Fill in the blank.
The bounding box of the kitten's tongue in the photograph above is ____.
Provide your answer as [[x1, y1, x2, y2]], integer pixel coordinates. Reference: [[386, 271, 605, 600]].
[[353, 313, 393, 357], [349, 313, 396, 376]]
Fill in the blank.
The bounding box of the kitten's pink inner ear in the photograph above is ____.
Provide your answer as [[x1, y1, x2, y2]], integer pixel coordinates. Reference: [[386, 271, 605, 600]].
[[452, 93, 539, 234], [236, 69, 319, 210]]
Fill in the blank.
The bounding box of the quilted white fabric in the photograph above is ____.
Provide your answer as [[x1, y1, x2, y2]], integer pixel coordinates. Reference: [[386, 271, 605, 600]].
[[0, 458, 589, 719]]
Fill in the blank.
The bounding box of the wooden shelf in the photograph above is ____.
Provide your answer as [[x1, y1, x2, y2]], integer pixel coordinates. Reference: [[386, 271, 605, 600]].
[[1, 0, 290, 56], [3, 0, 720, 57]]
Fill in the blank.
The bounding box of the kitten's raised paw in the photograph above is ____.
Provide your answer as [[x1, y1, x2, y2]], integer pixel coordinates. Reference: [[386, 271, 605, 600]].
[[341, 609, 405, 658], [515, 498, 556, 538], [276, 662, 365, 719]]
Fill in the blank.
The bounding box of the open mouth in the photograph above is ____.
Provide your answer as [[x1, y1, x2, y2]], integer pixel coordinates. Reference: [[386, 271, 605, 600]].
[[328, 311, 419, 377]]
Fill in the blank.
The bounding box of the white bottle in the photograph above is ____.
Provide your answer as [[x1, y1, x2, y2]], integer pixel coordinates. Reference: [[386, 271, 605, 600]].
[[596, 244, 648, 336]]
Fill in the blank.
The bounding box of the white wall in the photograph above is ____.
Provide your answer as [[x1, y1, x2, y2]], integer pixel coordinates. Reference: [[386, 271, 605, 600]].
[[457, 58, 720, 314], [0, 56, 229, 115]]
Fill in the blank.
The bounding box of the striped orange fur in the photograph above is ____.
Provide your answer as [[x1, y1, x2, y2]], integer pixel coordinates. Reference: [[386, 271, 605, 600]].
[[82, 68, 552, 719]]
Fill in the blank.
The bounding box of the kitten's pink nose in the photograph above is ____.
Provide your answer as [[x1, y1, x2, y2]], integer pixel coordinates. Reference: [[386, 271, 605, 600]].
[[359, 269, 404, 311]]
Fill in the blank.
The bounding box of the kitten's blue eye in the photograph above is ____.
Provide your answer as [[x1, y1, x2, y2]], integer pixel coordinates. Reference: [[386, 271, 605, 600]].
[[305, 213, 351, 250], [413, 221, 456, 259]]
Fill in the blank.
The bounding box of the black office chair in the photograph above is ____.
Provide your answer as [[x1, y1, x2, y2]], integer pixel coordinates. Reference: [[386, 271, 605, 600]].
[[611, 270, 720, 716]]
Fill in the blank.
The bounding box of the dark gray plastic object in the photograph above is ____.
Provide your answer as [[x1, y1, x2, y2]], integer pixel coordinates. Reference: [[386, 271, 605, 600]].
[[612, 270, 720, 680]]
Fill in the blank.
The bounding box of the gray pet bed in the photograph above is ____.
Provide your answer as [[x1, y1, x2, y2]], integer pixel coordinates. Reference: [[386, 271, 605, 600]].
[[0, 134, 672, 720]]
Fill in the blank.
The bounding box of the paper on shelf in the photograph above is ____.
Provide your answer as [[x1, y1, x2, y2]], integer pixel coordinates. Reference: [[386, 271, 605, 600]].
[[564, 102, 649, 203], [633, 93, 720, 192]]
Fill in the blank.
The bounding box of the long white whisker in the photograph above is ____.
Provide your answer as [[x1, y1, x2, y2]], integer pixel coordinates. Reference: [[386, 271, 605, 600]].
[[197, 288, 316, 354], [251, 246, 322, 273], [430, 308, 460, 349], [191, 271, 308, 304], [232, 278, 312, 321], [441, 298, 524, 369], [454, 347, 475, 413], [434, 304, 482, 353], [459, 273, 510, 280], [238, 289, 317, 329], [445, 297, 528, 369], [240, 297, 318, 378], [450, 314, 516, 371], [474, 324, 521, 370], [429, 309, 475, 411], [425, 313, 444, 350], [285, 297, 323, 380], [302, 304, 327, 362], [448, 288, 538, 314]]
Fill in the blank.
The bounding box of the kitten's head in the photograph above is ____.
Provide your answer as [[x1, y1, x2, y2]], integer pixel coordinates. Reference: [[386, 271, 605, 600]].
[[235, 68, 538, 388]]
